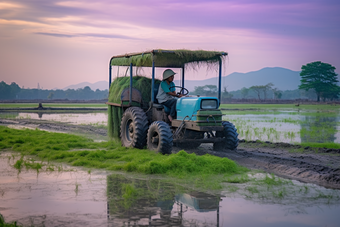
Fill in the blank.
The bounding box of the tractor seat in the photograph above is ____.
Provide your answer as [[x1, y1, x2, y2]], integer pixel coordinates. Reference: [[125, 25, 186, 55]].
[[153, 83, 170, 114]]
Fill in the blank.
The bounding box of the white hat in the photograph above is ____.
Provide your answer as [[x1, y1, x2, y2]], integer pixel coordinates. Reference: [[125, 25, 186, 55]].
[[163, 69, 176, 80]]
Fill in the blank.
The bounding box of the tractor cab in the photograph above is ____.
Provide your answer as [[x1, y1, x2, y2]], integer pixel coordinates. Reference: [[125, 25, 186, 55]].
[[107, 49, 238, 154]]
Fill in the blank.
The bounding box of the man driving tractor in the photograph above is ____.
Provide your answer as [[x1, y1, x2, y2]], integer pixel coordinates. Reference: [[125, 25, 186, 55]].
[[156, 69, 185, 122]]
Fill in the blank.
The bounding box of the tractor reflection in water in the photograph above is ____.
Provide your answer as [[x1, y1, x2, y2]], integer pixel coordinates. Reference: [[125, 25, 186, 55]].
[[106, 174, 220, 226]]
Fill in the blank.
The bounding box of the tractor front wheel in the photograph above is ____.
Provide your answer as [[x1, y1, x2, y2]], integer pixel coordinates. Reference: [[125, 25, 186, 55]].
[[147, 121, 173, 154], [120, 107, 148, 149], [213, 121, 239, 151]]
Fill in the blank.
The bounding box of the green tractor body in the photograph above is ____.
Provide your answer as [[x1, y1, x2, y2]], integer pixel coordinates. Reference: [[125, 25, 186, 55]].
[[107, 49, 238, 154]]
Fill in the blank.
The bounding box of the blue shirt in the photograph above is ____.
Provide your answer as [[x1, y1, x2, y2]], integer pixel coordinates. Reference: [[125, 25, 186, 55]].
[[156, 81, 176, 103]]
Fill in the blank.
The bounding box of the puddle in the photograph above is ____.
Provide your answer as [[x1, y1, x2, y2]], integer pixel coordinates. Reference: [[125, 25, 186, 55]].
[[0, 112, 107, 126], [1, 152, 339, 227]]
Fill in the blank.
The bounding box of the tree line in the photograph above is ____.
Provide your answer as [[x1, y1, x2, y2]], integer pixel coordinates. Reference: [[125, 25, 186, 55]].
[[1, 61, 338, 102], [0, 82, 108, 100]]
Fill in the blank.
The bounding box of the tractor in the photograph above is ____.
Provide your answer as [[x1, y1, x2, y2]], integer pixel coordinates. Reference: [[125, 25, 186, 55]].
[[106, 49, 238, 154]]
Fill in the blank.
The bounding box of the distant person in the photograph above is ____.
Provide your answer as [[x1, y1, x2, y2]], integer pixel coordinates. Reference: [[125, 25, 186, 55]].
[[156, 69, 184, 122]]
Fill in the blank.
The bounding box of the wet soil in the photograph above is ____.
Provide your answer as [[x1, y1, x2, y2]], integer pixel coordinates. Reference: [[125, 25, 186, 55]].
[[1, 118, 339, 190]]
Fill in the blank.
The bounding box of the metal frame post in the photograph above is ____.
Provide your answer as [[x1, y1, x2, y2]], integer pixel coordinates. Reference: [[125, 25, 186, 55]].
[[181, 66, 185, 94], [129, 63, 133, 105], [151, 60, 155, 104], [218, 58, 222, 103], [109, 58, 113, 89]]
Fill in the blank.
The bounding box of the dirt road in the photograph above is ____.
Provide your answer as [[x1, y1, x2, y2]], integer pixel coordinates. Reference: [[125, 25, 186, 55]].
[[1, 118, 339, 189]]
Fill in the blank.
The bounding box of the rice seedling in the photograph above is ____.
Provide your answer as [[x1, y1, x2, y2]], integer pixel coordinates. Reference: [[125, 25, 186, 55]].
[[75, 182, 81, 195], [257, 174, 292, 187], [225, 185, 239, 193], [246, 186, 259, 194], [57, 165, 63, 172], [0, 188, 5, 197], [272, 187, 287, 199]]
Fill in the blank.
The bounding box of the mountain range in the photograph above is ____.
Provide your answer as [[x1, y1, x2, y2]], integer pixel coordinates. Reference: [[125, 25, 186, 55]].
[[62, 81, 109, 91], [62, 67, 302, 92]]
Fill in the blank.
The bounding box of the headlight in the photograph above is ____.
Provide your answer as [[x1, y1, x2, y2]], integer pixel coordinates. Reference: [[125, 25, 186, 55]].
[[201, 99, 218, 109]]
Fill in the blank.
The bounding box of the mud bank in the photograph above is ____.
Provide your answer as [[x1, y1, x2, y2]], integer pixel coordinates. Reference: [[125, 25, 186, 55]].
[[1, 117, 339, 189]]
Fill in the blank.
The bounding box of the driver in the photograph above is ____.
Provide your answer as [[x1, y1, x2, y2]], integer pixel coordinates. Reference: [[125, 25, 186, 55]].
[[156, 69, 185, 122]]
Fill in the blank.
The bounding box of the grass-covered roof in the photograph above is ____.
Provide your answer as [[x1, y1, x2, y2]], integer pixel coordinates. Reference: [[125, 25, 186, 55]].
[[110, 49, 228, 68]]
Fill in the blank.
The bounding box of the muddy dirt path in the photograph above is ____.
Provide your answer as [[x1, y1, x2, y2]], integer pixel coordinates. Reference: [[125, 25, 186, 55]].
[[1, 118, 339, 189]]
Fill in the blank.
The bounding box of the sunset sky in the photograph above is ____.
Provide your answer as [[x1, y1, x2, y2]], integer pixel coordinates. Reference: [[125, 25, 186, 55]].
[[0, 0, 339, 89]]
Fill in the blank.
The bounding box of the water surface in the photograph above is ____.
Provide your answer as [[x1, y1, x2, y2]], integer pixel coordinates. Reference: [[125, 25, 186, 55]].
[[1, 153, 339, 227]]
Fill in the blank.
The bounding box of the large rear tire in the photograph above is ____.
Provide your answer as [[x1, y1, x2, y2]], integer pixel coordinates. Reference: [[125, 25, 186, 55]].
[[120, 107, 148, 149], [147, 121, 173, 154], [213, 121, 239, 150]]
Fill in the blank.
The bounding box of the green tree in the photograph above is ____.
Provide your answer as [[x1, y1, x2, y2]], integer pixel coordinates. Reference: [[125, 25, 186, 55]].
[[240, 87, 249, 98], [272, 88, 282, 99], [250, 85, 263, 100], [192, 85, 217, 96], [47, 92, 54, 99], [299, 61, 339, 102], [263, 83, 274, 99], [222, 87, 233, 100], [0, 81, 21, 99]]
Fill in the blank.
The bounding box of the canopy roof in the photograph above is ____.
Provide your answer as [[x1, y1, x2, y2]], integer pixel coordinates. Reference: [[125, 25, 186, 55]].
[[110, 49, 228, 68]]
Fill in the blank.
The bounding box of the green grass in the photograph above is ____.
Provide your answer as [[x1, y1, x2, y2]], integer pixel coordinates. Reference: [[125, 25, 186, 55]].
[[0, 126, 248, 189], [0, 213, 20, 227], [300, 142, 340, 149]]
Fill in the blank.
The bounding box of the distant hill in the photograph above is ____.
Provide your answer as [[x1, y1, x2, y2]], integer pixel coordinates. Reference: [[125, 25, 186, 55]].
[[179, 67, 301, 92], [62, 81, 109, 91], [62, 67, 301, 92]]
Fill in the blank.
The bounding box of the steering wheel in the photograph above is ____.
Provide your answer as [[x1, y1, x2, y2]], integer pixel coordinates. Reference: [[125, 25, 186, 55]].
[[169, 86, 189, 96]]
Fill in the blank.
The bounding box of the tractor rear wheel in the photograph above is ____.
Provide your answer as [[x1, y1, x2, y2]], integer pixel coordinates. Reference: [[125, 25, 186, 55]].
[[147, 121, 173, 154], [213, 121, 239, 150], [120, 107, 148, 149]]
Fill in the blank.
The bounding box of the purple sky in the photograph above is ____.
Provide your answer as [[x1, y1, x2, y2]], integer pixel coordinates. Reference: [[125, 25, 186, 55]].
[[0, 0, 339, 89]]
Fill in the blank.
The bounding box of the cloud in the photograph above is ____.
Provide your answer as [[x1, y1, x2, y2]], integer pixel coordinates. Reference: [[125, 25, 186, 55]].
[[34, 32, 74, 38], [1, 0, 339, 89], [3, 0, 339, 37], [35, 32, 139, 39]]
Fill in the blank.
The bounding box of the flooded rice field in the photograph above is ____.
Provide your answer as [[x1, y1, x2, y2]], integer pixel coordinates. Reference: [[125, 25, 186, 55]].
[[1, 106, 340, 226], [224, 114, 340, 144], [221, 106, 340, 144], [1, 152, 340, 227], [2, 107, 340, 144]]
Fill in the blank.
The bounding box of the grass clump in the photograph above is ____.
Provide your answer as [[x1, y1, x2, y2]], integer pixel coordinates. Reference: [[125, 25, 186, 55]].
[[144, 150, 239, 175], [108, 76, 160, 105], [257, 174, 291, 187], [0, 213, 20, 227], [0, 126, 247, 189]]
